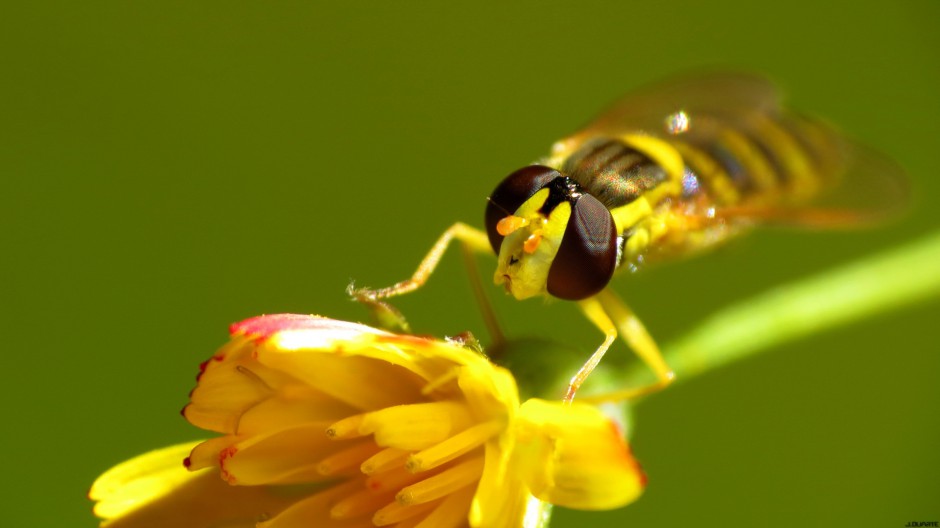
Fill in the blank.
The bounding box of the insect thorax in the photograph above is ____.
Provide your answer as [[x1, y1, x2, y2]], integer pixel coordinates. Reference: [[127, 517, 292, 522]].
[[561, 138, 670, 209]]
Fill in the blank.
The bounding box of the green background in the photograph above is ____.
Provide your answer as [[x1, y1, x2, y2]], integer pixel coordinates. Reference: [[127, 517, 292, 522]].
[[3, 1, 938, 526]]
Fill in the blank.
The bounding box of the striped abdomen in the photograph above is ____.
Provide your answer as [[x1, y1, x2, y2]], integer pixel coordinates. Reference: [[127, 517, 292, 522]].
[[558, 111, 850, 267], [563, 111, 846, 213], [667, 111, 847, 208]]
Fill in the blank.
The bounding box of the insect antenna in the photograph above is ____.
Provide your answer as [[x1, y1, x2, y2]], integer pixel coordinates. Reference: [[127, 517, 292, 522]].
[[485, 196, 514, 217]]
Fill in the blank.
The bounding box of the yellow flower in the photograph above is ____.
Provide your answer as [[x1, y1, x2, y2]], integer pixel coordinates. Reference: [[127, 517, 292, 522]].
[[91, 314, 645, 527]]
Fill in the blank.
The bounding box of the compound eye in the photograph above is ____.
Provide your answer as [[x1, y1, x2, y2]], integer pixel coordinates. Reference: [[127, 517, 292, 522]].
[[484, 165, 560, 253], [546, 193, 617, 300]]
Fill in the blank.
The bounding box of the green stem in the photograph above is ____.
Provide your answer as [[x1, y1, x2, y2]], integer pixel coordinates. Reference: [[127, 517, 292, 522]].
[[626, 230, 940, 387]]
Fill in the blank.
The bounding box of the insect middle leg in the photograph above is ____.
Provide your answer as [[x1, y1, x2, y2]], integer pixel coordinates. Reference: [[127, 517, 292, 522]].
[[568, 288, 675, 403]]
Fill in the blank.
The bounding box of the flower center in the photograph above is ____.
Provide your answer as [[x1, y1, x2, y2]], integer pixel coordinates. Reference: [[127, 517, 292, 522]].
[[319, 400, 503, 526]]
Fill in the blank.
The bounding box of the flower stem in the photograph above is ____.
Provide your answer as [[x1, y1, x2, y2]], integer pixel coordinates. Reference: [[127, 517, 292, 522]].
[[626, 230, 940, 388]]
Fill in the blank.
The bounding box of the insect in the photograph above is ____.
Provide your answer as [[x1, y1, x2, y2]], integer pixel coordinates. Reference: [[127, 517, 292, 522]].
[[351, 73, 906, 403]]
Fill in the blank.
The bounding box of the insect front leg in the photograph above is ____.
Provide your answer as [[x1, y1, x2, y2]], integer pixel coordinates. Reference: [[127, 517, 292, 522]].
[[348, 222, 492, 331], [568, 288, 675, 403]]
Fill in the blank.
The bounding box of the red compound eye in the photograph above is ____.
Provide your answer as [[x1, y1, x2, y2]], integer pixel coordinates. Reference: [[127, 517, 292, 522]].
[[546, 192, 617, 300]]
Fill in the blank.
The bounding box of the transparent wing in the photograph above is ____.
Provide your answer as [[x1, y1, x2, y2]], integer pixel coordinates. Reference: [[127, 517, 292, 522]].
[[557, 72, 908, 229], [709, 124, 910, 229], [561, 72, 782, 146]]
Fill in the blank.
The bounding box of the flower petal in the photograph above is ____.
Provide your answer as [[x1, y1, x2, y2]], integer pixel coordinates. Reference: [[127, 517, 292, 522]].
[[219, 422, 342, 485], [255, 479, 363, 528], [183, 340, 278, 434], [256, 349, 427, 411], [469, 442, 530, 528], [186, 435, 240, 471], [91, 442, 302, 527], [514, 399, 645, 510], [458, 363, 519, 421], [412, 484, 476, 528], [236, 386, 359, 435], [359, 401, 473, 451]]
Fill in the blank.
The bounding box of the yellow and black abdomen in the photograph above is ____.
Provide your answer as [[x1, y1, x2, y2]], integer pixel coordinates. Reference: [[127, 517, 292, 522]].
[[667, 111, 848, 209], [557, 109, 852, 268]]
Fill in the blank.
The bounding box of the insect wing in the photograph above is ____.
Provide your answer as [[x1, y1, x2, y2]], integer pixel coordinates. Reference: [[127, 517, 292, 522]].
[[559, 72, 782, 150], [558, 73, 908, 229], [713, 141, 910, 229]]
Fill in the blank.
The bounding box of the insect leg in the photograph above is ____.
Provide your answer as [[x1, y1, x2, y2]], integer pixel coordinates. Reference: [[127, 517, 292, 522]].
[[569, 288, 675, 403], [459, 238, 505, 346], [349, 223, 492, 331], [351, 222, 491, 299], [567, 296, 619, 403]]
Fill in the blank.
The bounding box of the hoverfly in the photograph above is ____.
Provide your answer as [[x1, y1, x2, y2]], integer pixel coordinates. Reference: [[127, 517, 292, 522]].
[[351, 73, 906, 403]]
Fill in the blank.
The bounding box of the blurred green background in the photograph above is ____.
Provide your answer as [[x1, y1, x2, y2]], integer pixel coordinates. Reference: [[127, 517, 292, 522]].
[[3, 1, 938, 526]]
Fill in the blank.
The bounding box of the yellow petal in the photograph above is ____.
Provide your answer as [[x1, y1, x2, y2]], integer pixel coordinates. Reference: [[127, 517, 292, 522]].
[[90, 442, 200, 519], [185, 435, 239, 471], [219, 422, 341, 485], [413, 484, 476, 528], [469, 442, 530, 528], [359, 401, 473, 451], [236, 386, 359, 435], [316, 441, 382, 477], [407, 420, 502, 473], [458, 362, 520, 418], [396, 456, 483, 505], [514, 399, 645, 510], [361, 447, 410, 475], [256, 479, 362, 528], [184, 359, 277, 433], [91, 442, 301, 527], [257, 347, 427, 411], [372, 498, 439, 526]]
